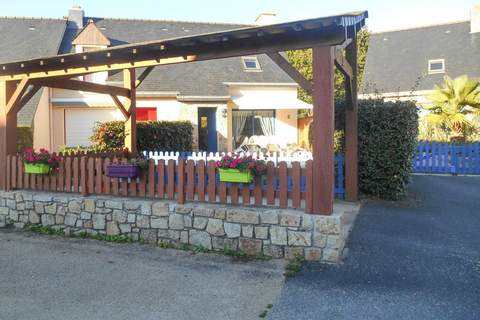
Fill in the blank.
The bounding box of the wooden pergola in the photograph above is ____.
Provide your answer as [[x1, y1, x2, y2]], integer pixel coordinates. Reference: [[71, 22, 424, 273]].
[[0, 11, 367, 214]]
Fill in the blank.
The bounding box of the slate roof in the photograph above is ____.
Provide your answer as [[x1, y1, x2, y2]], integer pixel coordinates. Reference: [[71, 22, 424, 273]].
[[0, 17, 66, 125], [59, 17, 295, 96], [362, 21, 480, 95], [0, 15, 296, 124]]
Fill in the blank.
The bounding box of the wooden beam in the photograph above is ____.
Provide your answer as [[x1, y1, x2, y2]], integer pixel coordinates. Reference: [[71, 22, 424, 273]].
[[1, 55, 198, 81], [334, 49, 353, 79], [335, 38, 353, 52], [123, 69, 137, 154], [312, 46, 335, 215], [17, 85, 41, 112], [9, 85, 41, 116], [0, 28, 346, 82], [110, 95, 130, 120], [266, 51, 313, 94], [6, 78, 30, 114], [344, 38, 359, 201], [135, 66, 154, 89], [0, 80, 17, 190], [33, 78, 130, 97]]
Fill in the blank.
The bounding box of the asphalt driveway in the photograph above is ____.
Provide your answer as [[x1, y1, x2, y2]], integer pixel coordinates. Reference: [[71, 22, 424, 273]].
[[270, 175, 480, 320], [0, 230, 284, 320]]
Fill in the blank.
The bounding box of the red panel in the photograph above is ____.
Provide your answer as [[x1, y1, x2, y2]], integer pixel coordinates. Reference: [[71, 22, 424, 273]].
[[136, 108, 157, 121]]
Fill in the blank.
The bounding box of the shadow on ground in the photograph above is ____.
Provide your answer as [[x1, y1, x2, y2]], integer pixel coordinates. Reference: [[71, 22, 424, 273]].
[[0, 230, 285, 320], [270, 175, 480, 320]]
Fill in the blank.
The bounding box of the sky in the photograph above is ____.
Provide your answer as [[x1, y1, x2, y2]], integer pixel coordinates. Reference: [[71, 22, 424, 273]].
[[0, 0, 478, 32]]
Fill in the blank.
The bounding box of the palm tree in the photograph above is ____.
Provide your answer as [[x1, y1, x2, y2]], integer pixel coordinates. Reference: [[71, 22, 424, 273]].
[[422, 75, 480, 142]]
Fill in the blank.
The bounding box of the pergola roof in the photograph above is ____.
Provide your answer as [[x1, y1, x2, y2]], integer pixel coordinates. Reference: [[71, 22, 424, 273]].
[[0, 11, 367, 80]]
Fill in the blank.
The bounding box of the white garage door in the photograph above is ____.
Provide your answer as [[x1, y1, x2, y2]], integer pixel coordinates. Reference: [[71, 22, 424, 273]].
[[65, 108, 121, 147]]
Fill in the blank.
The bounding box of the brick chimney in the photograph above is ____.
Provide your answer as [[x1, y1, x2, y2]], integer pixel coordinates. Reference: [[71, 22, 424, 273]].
[[68, 5, 84, 29], [471, 4, 480, 33], [255, 12, 276, 26]]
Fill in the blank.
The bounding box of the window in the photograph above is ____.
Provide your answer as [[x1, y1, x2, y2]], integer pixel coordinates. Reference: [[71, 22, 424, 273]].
[[232, 110, 275, 147], [428, 59, 445, 74], [136, 108, 157, 122], [242, 56, 261, 71]]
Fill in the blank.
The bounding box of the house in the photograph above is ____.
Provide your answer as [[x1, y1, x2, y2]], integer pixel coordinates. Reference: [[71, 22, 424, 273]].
[[0, 6, 311, 153], [361, 4, 480, 103]]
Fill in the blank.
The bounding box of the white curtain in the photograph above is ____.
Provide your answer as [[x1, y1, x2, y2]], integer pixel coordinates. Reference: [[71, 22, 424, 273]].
[[233, 111, 249, 141], [257, 111, 275, 136]]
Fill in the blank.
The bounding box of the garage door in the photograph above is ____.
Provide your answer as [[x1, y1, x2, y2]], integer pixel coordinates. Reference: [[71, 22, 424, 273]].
[[65, 108, 121, 147]]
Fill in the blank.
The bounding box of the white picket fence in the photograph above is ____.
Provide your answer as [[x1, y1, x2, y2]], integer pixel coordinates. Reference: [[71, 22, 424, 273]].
[[142, 151, 314, 167]]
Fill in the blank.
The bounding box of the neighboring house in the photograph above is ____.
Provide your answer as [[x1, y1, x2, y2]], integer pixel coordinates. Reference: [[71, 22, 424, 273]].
[[0, 17, 66, 128], [0, 6, 310, 153], [361, 4, 480, 104]]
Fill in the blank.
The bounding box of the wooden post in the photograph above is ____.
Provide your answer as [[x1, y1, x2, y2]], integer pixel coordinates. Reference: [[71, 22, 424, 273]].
[[312, 46, 335, 214], [123, 69, 137, 154], [0, 80, 17, 190], [345, 38, 359, 201]]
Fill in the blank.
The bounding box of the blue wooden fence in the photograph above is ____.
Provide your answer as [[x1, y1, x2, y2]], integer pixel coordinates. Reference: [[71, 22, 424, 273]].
[[413, 141, 480, 175]]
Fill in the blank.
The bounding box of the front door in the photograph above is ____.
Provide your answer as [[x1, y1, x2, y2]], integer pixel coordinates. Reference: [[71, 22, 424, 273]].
[[197, 108, 217, 152]]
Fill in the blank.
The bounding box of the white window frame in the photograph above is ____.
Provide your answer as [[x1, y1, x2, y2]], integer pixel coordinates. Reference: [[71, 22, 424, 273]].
[[428, 59, 445, 74], [241, 56, 262, 72]]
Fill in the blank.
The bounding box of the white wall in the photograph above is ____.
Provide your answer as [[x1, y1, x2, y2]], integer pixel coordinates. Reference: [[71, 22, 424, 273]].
[[228, 85, 306, 110], [227, 85, 302, 148], [33, 88, 52, 150], [275, 109, 298, 145]]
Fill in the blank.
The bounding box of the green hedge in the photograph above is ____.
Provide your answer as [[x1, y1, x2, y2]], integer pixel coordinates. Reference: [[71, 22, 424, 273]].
[[309, 99, 418, 200], [17, 126, 33, 153], [90, 120, 193, 152]]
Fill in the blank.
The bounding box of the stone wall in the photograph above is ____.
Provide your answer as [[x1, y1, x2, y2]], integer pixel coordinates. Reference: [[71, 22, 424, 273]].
[[0, 191, 358, 262]]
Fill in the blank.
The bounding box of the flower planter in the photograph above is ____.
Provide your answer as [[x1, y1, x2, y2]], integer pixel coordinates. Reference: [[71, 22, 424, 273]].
[[24, 163, 51, 174], [106, 164, 140, 178], [218, 168, 253, 183]]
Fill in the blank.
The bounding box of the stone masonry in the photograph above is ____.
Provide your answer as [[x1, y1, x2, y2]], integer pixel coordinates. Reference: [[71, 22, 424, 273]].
[[0, 191, 359, 262]]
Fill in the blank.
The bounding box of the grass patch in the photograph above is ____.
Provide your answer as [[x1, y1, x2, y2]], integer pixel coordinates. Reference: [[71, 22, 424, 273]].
[[91, 233, 133, 243], [223, 246, 248, 258], [28, 225, 132, 243], [191, 244, 210, 253], [26, 224, 273, 261], [28, 225, 64, 236], [224, 246, 272, 261], [158, 240, 176, 249], [285, 254, 305, 278]]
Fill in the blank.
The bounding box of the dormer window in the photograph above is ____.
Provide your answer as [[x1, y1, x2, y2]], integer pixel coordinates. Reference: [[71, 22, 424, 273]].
[[242, 56, 261, 71], [428, 59, 445, 74]]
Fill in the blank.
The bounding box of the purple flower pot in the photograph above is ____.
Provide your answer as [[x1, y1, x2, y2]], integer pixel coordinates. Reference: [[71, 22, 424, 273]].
[[106, 164, 140, 178]]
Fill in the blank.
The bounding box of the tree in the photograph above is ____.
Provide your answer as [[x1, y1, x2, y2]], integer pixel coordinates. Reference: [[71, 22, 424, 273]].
[[287, 29, 371, 117], [421, 75, 480, 142]]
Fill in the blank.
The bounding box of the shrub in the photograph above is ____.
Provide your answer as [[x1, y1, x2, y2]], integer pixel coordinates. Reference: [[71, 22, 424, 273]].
[[17, 126, 33, 153], [137, 121, 193, 152], [355, 99, 418, 200], [90, 120, 193, 152], [309, 99, 418, 200], [90, 121, 125, 150]]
